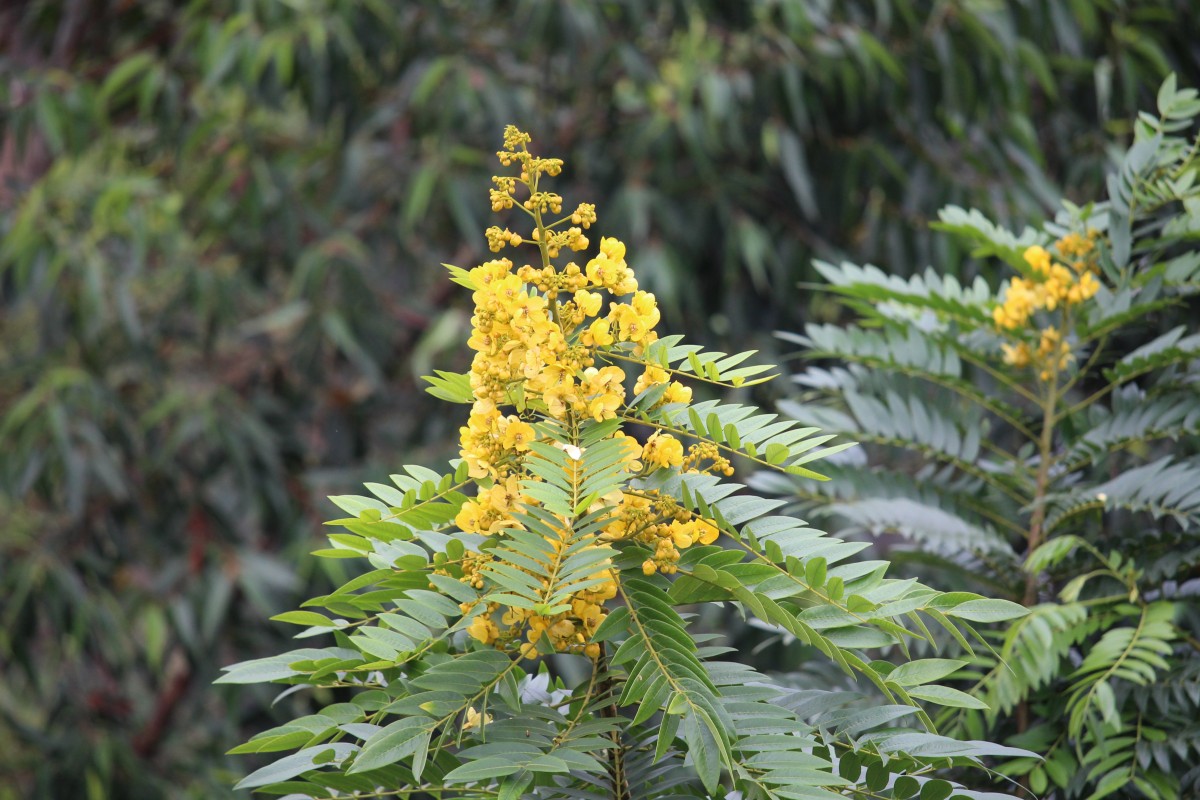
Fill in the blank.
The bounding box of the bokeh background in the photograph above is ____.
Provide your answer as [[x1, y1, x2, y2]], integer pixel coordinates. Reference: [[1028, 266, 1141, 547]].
[[2, 1, 1197, 797]]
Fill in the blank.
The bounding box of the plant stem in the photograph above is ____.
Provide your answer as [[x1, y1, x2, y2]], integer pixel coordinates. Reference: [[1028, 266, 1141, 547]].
[[1023, 373, 1057, 607], [528, 159, 564, 330], [597, 645, 629, 800]]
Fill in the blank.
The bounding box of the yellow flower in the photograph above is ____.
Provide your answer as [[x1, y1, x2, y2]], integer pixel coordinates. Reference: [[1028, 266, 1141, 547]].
[[501, 606, 528, 626], [586, 248, 619, 288], [642, 432, 684, 469], [1037, 326, 1061, 355], [486, 475, 524, 514], [574, 289, 603, 318], [485, 226, 522, 252], [586, 237, 638, 295], [501, 124, 532, 151], [467, 614, 499, 645], [456, 499, 484, 534], [993, 277, 1040, 330], [542, 381, 576, 420], [693, 519, 720, 546], [610, 291, 660, 344], [585, 317, 615, 347], [572, 203, 597, 228], [489, 188, 515, 212], [600, 237, 625, 262], [571, 598, 601, 626], [1041, 263, 1074, 310], [1056, 231, 1095, 260], [579, 366, 626, 422], [462, 707, 492, 731], [455, 489, 516, 535], [565, 227, 589, 252], [614, 433, 643, 469], [670, 524, 693, 549], [460, 401, 502, 478], [470, 258, 516, 291], [1067, 271, 1100, 304], [662, 381, 692, 405], [501, 418, 535, 451], [1001, 341, 1031, 368], [1024, 245, 1052, 275], [1035, 326, 1073, 380], [634, 364, 669, 395]]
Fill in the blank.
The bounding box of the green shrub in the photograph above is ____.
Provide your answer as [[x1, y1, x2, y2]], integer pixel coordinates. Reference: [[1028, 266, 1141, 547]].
[[771, 77, 1200, 798], [222, 128, 1030, 799]]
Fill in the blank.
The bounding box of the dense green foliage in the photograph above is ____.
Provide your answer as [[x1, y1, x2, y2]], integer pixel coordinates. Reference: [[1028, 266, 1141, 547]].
[[2, 0, 1199, 797], [768, 81, 1200, 798]]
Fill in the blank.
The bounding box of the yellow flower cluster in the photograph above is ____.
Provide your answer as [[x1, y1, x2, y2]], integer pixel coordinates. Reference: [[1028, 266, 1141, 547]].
[[993, 238, 1100, 330], [1034, 326, 1072, 382], [593, 434, 735, 576], [1057, 230, 1099, 262], [598, 489, 720, 577], [999, 341, 1031, 369], [994, 231, 1102, 381], [449, 126, 722, 659], [634, 364, 691, 403]]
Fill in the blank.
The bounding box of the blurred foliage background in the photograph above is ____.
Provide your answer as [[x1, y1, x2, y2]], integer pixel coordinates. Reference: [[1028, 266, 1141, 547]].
[[1, 0, 1197, 797]]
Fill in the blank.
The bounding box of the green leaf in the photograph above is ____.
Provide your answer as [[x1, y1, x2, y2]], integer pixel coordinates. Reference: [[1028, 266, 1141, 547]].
[[1024, 535, 1085, 573], [906, 685, 988, 710], [766, 442, 790, 465], [920, 779, 954, 800], [592, 606, 629, 642], [216, 648, 348, 684], [444, 756, 522, 782], [887, 658, 967, 687], [944, 599, 1027, 623], [837, 751, 861, 781], [348, 718, 431, 774], [234, 744, 357, 789], [271, 611, 338, 628], [865, 761, 888, 791], [804, 557, 827, 588], [682, 709, 725, 792], [98, 53, 156, 110], [441, 262, 476, 289]]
